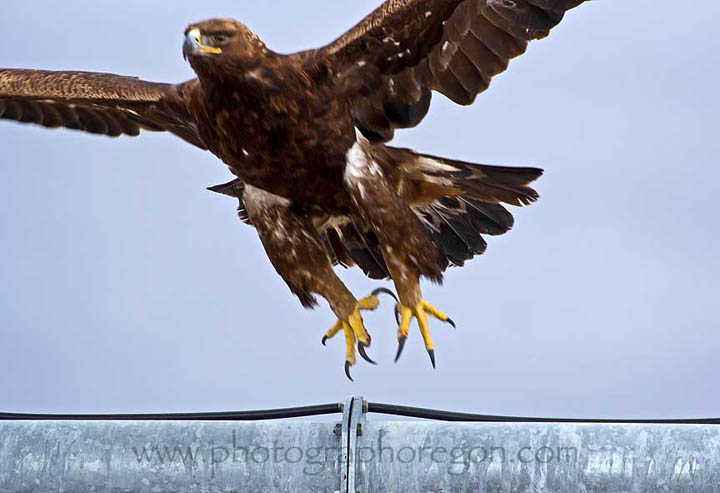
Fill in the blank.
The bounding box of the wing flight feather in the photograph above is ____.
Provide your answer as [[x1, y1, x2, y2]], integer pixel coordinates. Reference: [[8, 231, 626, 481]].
[[0, 69, 205, 149], [317, 0, 587, 141]]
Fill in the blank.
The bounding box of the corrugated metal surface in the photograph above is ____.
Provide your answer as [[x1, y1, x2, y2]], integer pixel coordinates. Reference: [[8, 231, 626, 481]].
[[356, 421, 720, 492], [2, 397, 720, 492], [0, 421, 341, 492]]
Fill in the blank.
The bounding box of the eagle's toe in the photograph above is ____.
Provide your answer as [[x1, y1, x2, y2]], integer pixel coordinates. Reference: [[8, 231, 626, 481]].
[[322, 288, 398, 380], [394, 300, 454, 368]]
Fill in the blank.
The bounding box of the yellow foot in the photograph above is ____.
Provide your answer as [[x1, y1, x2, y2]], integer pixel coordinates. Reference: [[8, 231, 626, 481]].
[[394, 300, 455, 368], [322, 288, 397, 381]]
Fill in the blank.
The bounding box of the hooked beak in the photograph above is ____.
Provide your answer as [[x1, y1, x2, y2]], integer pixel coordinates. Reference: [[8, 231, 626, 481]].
[[183, 28, 222, 60]]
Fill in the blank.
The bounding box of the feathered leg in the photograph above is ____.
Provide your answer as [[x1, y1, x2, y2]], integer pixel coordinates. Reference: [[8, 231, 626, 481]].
[[344, 141, 455, 367], [243, 185, 382, 379]]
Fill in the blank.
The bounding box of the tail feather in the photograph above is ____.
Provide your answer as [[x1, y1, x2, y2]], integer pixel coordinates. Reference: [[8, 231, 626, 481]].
[[449, 197, 514, 236], [400, 149, 542, 267], [428, 203, 487, 258], [343, 222, 391, 279], [412, 155, 542, 206]]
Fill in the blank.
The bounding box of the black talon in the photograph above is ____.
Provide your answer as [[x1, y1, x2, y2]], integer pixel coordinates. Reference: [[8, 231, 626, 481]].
[[344, 361, 354, 382], [371, 287, 399, 302], [321, 335, 328, 346], [358, 342, 377, 365], [393, 303, 401, 325], [446, 317, 456, 328], [394, 336, 407, 363], [427, 349, 436, 369]]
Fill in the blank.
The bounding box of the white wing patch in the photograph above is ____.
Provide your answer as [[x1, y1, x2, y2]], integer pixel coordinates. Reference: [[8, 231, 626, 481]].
[[344, 138, 384, 200], [344, 142, 370, 182], [407, 156, 461, 187], [414, 156, 461, 173]]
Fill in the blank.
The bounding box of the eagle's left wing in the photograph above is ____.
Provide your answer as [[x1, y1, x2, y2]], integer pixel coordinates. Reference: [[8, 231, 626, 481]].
[[315, 0, 587, 141]]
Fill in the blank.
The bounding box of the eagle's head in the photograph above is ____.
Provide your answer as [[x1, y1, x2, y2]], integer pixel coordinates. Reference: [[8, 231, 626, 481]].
[[183, 18, 267, 72]]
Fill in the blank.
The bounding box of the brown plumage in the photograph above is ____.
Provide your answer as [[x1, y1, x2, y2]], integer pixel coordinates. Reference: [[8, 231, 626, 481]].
[[0, 0, 589, 378]]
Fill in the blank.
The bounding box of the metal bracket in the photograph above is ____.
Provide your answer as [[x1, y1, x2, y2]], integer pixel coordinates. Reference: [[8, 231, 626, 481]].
[[339, 395, 366, 493]]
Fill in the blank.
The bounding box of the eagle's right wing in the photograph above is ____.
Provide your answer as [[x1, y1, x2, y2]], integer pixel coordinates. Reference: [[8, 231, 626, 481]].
[[0, 69, 206, 149]]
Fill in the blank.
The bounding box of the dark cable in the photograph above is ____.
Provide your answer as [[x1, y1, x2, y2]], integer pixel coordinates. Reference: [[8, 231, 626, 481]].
[[0, 403, 341, 421], [2, 401, 718, 425], [366, 402, 720, 424]]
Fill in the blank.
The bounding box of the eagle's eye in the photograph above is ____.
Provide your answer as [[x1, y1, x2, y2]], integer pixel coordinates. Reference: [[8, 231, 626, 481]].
[[212, 32, 231, 44]]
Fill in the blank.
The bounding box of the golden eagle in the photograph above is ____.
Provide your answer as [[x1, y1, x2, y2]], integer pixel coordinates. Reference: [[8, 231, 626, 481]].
[[0, 0, 587, 379]]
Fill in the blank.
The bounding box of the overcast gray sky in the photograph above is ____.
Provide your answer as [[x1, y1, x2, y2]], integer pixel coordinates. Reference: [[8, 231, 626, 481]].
[[1, 1, 718, 419]]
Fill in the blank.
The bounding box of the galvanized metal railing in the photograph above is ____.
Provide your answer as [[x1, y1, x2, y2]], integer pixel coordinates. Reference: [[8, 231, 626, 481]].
[[2, 396, 720, 492]]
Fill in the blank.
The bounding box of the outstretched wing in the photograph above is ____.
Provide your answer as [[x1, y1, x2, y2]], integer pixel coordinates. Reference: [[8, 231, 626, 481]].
[[316, 0, 587, 141], [0, 69, 205, 149]]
